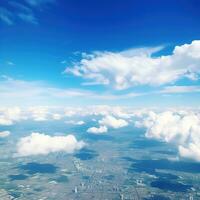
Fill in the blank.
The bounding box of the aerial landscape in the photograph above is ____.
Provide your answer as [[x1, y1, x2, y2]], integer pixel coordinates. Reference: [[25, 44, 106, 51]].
[[0, 0, 200, 199]]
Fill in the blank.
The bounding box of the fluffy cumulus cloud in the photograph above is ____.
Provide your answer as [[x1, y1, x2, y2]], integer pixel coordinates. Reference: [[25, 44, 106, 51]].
[[66, 40, 200, 90], [87, 126, 108, 134], [87, 115, 128, 134], [16, 132, 85, 156], [136, 110, 200, 162], [0, 131, 10, 138], [99, 115, 128, 129]]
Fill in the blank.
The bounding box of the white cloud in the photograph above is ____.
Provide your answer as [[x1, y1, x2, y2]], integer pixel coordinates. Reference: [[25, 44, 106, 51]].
[[159, 85, 200, 94], [52, 113, 62, 120], [64, 105, 132, 118], [63, 106, 137, 126], [76, 121, 85, 125], [0, 105, 132, 125], [0, 131, 10, 138], [28, 106, 50, 121], [16, 132, 85, 156], [179, 140, 200, 162], [0, 107, 23, 125], [87, 114, 128, 134], [84, 109, 129, 134], [0, 106, 64, 124], [99, 115, 128, 129], [87, 126, 107, 134], [136, 110, 200, 162], [0, 118, 13, 126], [65, 120, 85, 125], [66, 40, 200, 90]]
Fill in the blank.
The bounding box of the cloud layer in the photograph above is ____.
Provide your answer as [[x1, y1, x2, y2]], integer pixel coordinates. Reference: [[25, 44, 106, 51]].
[[0, 105, 132, 126], [0, 104, 200, 162], [66, 40, 200, 90], [16, 132, 85, 156]]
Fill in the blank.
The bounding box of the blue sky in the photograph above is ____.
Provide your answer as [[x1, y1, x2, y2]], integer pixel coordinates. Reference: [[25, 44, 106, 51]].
[[0, 0, 200, 107]]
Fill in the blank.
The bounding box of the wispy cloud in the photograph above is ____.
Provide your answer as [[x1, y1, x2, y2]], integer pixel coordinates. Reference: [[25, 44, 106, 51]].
[[159, 85, 200, 94], [9, 1, 32, 12], [1, 76, 200, 106], [0, 7, 13, 25], [0, 0, 55, 25], [0, 77, 144, 106], [18, 12, 38, 24], [6, 61, 15, 66], [24, 0, 55, 7]]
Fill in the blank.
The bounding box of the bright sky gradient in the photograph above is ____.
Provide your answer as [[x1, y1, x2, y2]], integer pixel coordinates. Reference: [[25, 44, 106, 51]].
[[0, 0, 200, 107]]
